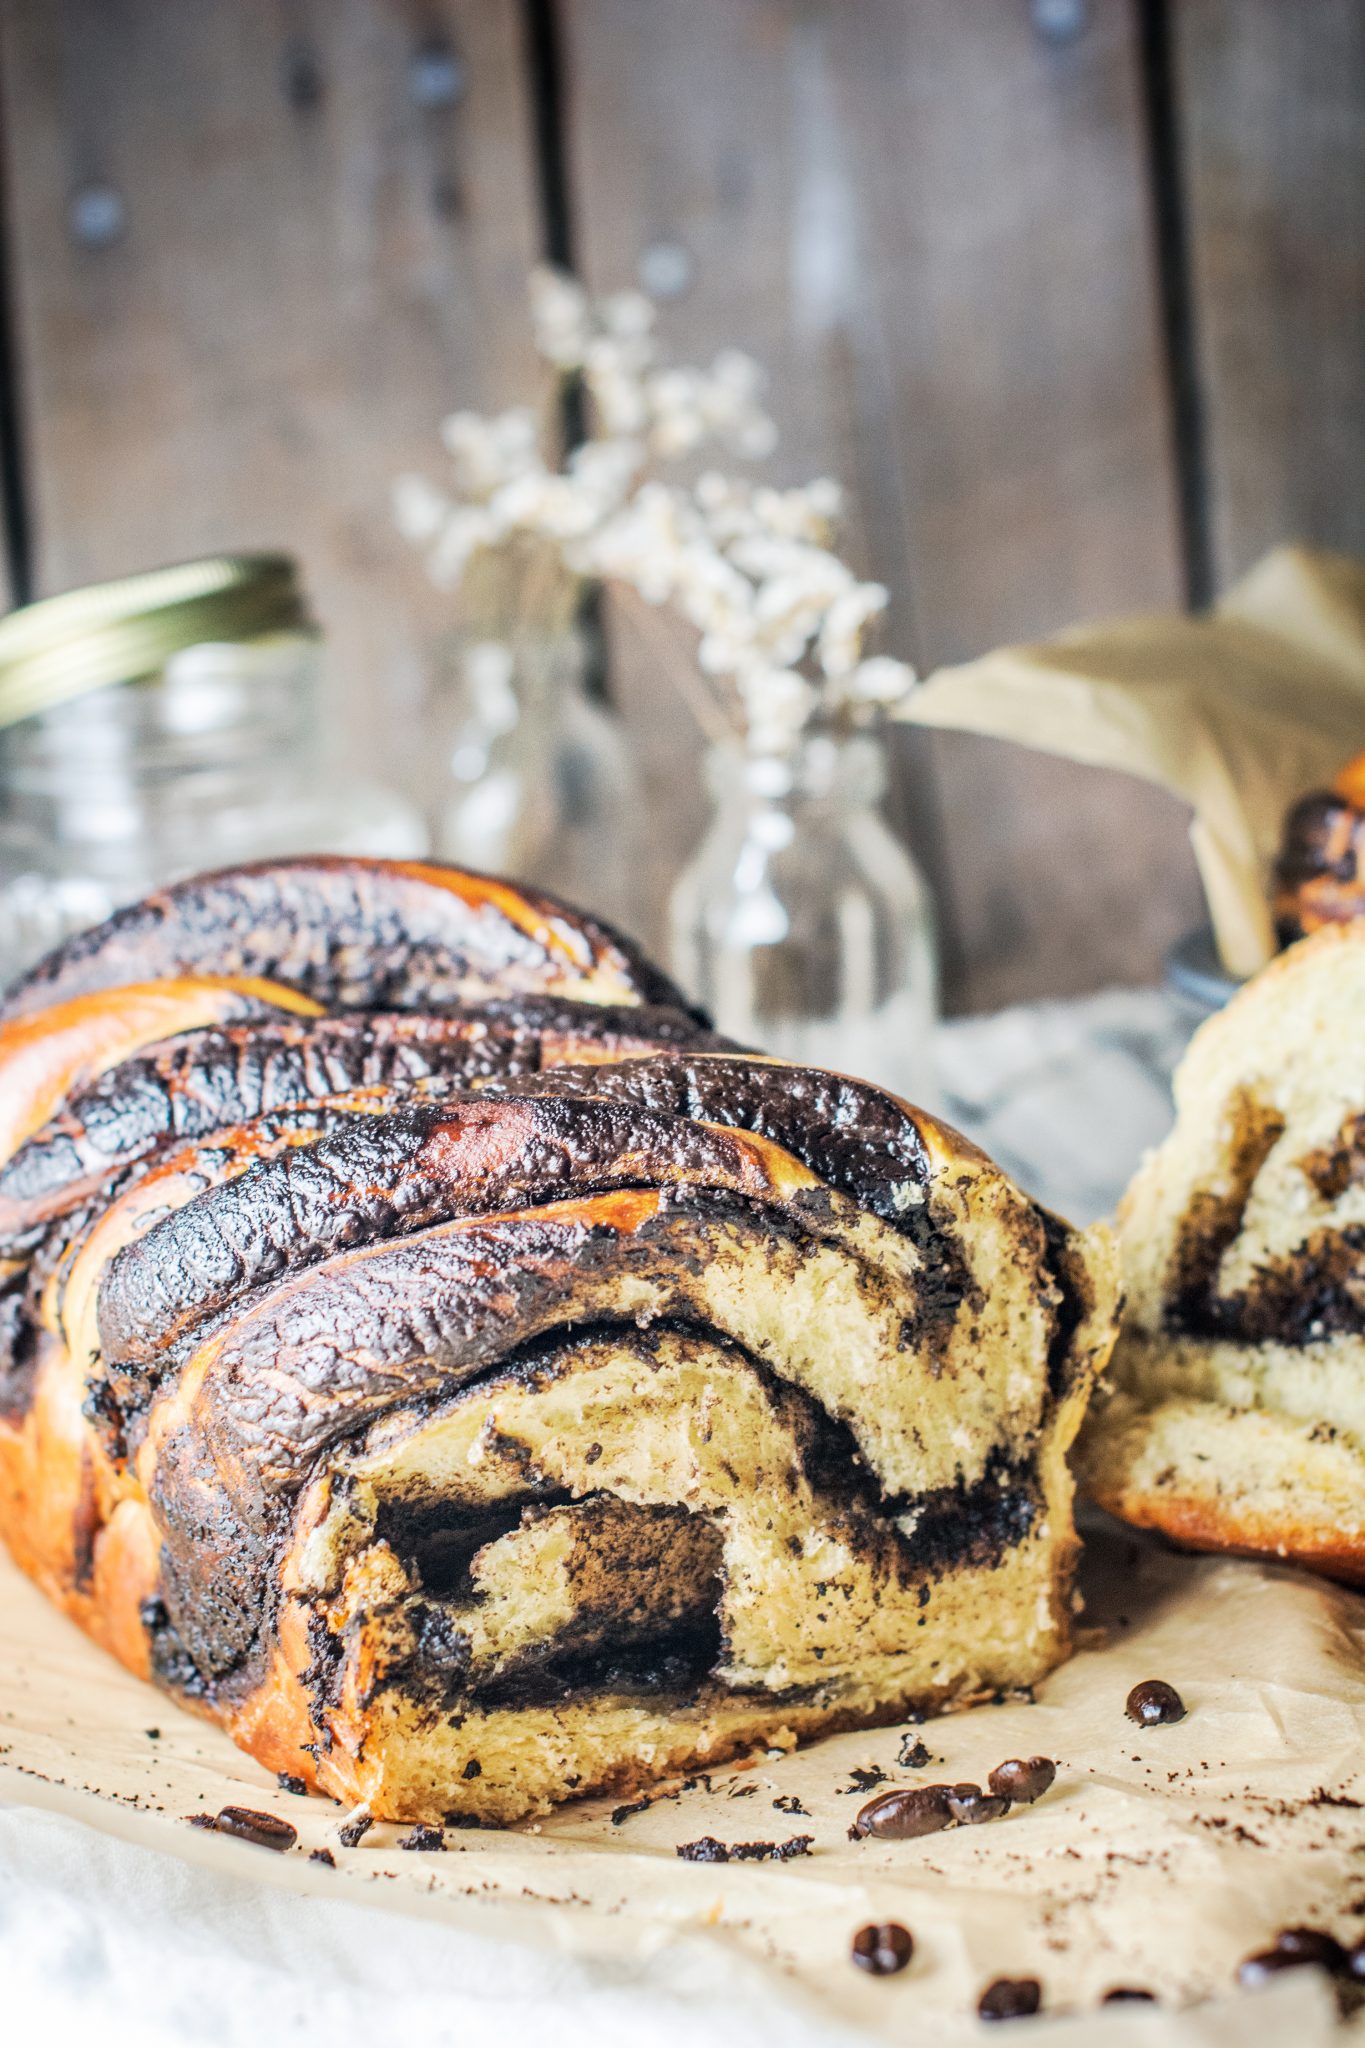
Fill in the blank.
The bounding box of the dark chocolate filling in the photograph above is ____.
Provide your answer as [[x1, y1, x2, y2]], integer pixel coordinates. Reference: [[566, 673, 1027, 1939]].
[[147, 1314, 1045, 1718], [1162, 1092, 1365, 1344]]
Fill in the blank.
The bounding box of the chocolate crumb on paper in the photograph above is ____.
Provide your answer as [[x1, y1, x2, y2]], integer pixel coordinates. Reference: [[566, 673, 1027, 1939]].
[[309, 1847, 336, 1868], [838, 1766, 888, 1796], [730, 1837, 813, 1862], [337, 1810, 373, 1848], [610, 1795, 655, 1826], [398, 1823, 446, 1852], [677, 1836, 730, 1863]]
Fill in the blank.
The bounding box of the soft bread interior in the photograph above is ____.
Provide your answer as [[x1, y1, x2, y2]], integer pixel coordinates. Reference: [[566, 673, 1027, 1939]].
[[1082, 923, 1365, 1581]]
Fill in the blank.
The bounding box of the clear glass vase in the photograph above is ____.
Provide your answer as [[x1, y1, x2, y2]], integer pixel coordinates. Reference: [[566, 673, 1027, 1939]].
[[433, 630, 645, 936], [669, 732, 938, 1104]]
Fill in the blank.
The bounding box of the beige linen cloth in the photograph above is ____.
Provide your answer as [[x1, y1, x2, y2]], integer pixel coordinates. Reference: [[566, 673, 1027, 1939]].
[[899, 546, 1365, 977]]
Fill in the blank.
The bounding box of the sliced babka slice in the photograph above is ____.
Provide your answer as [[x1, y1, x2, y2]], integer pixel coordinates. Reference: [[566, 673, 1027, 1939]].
[[1080, 921, 1365, 1582]]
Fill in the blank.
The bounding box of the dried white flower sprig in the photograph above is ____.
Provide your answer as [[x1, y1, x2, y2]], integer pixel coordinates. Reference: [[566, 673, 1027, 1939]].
[[395, 267, 916, 754]]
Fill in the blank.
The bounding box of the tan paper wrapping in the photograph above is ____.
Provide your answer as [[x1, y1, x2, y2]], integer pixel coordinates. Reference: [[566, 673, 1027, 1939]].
[[900, 547, 1365, 977], [3, 1520, 1364, 2043]]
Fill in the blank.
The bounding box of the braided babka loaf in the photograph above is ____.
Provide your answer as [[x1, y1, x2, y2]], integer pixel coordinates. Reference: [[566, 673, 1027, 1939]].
[[0, 857, 1118, 1824], [1081, 922, 1365, 1583]]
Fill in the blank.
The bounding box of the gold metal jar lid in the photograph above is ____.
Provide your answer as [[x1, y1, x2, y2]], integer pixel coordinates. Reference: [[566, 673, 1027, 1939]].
[[0, 554, 316, 731]]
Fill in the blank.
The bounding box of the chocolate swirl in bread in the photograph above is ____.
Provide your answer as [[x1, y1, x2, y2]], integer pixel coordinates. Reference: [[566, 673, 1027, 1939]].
[[1080, 922, 1365, 1582], [0, 858, 1117, 1823]]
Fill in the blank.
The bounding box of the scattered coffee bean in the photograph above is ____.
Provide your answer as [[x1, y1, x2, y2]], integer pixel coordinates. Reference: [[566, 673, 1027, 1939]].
[[945, 1782, 1010, 1825], [851, 1922, 914, 1976], [214, 1806, 298, 1853], [309, 1848, 336, 1868], [1238, 1948, 1314, 1988], [988, 1757, 1056, 1805], [1102, 1988, 1157, 2004], [850, 1784, 952, 1841], [1273, 1927, 1347, 1972], [337, 1811, 372, 1849], [978, 1977, 1042, 2021], [1126, 1680, 1186, 1726], [276, 1772, 308, 1797], [677, 1836, 729, 1863], [397, 1823, 446, 1851]]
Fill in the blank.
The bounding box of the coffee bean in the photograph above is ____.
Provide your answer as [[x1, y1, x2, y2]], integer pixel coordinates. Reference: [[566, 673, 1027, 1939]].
[[1272, 1927, 1347, 1972], [988, 1757, 1056, 1805], [851, 1922, 914, 1976], [978, 1977, 1042, 2021], [1125, 1680, 1186, 1726], [213, 1806, 298, 1853], [849, 1785, 952, 1840], [945, 1782, 1010, 1825], [1238, 1948, 1316, 1988], [1102, 1988, 1156, 2003]]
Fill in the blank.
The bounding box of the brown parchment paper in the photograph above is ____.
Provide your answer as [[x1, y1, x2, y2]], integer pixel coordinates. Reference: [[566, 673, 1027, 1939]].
[[3, 1518, 1365, 2044], [899, 547, 1365, 978]]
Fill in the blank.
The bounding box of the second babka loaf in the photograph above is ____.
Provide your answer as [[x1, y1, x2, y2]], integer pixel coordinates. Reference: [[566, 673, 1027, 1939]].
[[1081, 921, 1365, 1582]]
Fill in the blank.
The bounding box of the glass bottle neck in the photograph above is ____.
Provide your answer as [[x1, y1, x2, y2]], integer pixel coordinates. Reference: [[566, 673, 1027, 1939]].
[[705, 732, 888, 819]]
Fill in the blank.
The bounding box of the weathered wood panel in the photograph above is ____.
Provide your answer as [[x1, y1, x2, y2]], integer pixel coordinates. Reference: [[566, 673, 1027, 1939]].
[[562, 0, 1204, 1009], [0, 0, 542, 785], [1175, 0, 1365, 587]]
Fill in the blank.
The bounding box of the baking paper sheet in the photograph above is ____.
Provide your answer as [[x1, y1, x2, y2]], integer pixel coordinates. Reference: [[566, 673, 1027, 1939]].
[[900, 546, 1365, 978], [3, 1514, 1364, 2043]]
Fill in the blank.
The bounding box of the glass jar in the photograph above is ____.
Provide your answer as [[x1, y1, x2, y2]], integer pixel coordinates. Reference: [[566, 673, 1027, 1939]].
[[669, 731, 938, 1104], [0, 557, 425, 982], [434, 628, 644, 935]]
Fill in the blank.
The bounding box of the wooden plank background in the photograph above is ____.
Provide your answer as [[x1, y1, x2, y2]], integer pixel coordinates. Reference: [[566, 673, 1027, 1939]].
[[0, 0, 1361, 1011]]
